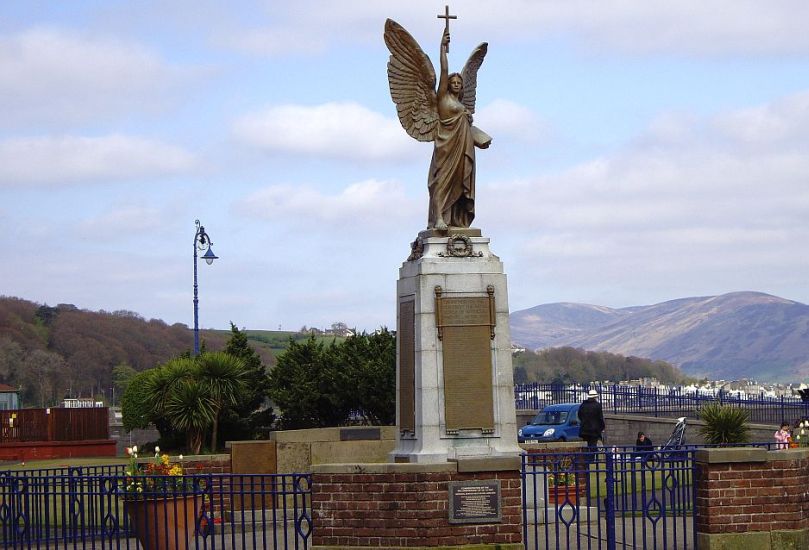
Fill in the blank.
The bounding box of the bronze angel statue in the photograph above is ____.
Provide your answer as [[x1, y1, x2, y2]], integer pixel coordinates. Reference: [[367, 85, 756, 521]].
[[384, 17, 491, 231]]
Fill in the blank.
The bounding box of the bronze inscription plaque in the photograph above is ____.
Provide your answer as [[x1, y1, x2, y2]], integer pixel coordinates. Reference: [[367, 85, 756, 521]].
[[437, 293, 495, 432], [448, 480, 501, 524], [398, 300, 416, 434]]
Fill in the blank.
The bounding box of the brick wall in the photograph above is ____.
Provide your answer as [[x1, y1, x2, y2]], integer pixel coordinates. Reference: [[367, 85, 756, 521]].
[[311, 460, 523, 549], [179, 454, 231, 475], [696, 447, 809, 549]]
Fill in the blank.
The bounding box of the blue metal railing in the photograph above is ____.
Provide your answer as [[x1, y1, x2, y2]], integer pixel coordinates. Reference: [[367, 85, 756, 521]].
[[522, 447, 698, 550], [0, 467, 312, 549], [515, 382, 809, 424]]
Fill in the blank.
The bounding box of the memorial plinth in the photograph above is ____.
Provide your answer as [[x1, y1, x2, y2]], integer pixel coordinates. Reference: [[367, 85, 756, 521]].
[[391, 230, 522, 464], [310, 458, 523, 549]]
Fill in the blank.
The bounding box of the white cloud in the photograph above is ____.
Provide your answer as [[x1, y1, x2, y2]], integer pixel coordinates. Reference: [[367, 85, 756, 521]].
[[527, 1, 809, 56], [482, 90, 809, 304], [220, 27, 328, 57], [712, 91, 809, 145], [0, 27, 181, 127], [476, 99, 548, 142], [217, 1, 392, 56], [76, 205, 167, 240], [216, 1, 809, 58], [235, 178, 418, 227], [232, 102, 421, 162], [0, 135, 196, 187]]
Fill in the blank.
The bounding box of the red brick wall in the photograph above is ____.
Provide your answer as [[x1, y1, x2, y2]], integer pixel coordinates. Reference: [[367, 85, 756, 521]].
[[312, 468, 522, 547], [180, 456, 231, 475], [696, 449, 809, 535]]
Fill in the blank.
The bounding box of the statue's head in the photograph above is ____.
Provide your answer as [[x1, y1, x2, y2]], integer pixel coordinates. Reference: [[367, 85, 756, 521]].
[[449, 72, 464, 100]]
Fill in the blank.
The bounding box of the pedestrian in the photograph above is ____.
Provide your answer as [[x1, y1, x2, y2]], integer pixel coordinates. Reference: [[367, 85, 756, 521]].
[[774, 422, 791, 450], [635, 431, 653, 452], [634, 431, 654, 463], [579, 389, 605, 458]]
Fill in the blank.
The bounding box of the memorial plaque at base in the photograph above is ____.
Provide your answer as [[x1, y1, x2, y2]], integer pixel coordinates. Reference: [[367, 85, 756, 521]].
[[448, 480, 501, 524]]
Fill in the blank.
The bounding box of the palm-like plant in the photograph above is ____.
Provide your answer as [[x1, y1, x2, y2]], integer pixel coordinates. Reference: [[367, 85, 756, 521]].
[[164, 380, 216, 454], [142, 353, 247, 454], [141, 356, 196, 447], [195, 352, 247, 451], [698, 403, 750, 445]]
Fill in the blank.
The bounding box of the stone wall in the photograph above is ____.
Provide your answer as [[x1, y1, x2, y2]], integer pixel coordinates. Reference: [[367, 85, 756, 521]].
[[696, 447, 809, 549], [269, 426, 397, 473]]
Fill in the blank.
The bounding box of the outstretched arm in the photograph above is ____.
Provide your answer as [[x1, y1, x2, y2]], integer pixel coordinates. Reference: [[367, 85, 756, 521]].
[[437, 28, 449, 96]]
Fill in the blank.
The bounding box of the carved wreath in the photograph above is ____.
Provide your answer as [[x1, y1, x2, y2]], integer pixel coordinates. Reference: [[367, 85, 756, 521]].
[[439, 234, 482, 257]]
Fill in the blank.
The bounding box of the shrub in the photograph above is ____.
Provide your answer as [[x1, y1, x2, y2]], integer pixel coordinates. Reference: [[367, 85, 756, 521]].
[[698, 403, 750, 444]]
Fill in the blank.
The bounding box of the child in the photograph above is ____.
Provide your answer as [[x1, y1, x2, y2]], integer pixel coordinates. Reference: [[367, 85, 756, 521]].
[[774, 422, 791, 450]]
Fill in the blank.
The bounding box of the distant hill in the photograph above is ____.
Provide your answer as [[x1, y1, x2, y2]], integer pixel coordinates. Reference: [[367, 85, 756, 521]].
[[510, 292, 809, 382], [0, 296, 354, 407], [0, 297, 284, 406]]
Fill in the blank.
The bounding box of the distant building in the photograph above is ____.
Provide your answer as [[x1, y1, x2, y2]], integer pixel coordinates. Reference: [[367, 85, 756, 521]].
[[627, 377, 661, 387], [0, 384, 20, 410], [62, 398, 103, 408]]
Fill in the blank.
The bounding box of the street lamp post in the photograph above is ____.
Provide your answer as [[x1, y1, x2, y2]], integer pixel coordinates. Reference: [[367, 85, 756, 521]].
[[193, 219, 218, 355]]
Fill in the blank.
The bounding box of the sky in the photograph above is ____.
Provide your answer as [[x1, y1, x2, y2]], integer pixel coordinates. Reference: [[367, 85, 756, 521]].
[[2, 1, 809, 333]]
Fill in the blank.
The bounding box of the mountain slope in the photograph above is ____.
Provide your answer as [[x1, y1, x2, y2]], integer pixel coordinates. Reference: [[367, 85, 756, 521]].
[[510, 292, 809, 382], [509, 302, 628, 349]]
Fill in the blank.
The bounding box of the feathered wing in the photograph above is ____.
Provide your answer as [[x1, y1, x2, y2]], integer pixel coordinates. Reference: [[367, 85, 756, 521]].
[[460, 42, 488, 114], [384, 19, 438, 142]]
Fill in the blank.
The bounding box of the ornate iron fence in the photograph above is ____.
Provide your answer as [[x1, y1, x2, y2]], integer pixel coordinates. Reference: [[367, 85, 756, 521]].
[[515, 383, 809, 424], [0, 467, 312, 550], [522, 447, 698, 550]]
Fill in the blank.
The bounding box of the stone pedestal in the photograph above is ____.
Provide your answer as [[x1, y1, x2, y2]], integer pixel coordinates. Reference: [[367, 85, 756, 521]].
[[391, 229, 522, 464]]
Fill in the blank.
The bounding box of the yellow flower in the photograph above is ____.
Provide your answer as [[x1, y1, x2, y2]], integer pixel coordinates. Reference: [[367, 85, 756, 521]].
[[160, 454, 170, 466]]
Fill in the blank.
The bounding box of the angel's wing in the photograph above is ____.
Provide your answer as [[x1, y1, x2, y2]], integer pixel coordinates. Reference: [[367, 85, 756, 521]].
[[460, 43, 488, 114], [384, 19, 438, 142]]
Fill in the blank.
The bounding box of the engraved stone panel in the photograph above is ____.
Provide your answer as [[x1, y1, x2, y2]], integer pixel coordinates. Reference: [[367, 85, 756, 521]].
[[438, 295, 495, 432], [398, 300, 416, 434]]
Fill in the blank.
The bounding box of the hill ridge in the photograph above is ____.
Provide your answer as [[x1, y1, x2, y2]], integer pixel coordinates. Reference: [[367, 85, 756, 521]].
[[509, 291, 809, 382]]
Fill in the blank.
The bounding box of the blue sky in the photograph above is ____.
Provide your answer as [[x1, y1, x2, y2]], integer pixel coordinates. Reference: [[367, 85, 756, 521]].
[[2, 1, 809, 332]]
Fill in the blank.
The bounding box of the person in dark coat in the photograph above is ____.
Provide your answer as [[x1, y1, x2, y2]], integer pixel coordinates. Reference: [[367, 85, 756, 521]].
[[635, 431, 653, 450], [633, 431, 654, 461], [579, 389, 605, 455]]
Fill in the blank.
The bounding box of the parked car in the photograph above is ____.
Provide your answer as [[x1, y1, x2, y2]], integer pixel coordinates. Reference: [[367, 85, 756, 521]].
[[518, 403, 581, 443]]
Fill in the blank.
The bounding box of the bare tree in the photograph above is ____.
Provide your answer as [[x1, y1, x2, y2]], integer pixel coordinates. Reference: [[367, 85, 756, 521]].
[[0, 337, 24, 384], [21, 350, 65, 407]]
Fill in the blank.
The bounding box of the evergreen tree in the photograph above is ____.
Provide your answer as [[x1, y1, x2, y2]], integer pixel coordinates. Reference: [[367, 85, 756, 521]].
[[268, 330, 396, 429], [268, 336, 349, 429], [218, 322, 274, 440], [334, 329, 396, 425], [121, 370, 158, 431]]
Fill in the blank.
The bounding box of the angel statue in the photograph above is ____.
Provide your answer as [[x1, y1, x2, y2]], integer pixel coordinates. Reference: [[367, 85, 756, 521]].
[[384, 14, 491, 231]]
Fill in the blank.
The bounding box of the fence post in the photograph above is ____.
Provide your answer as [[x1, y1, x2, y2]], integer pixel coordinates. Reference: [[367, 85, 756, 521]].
[[605, 450, 617, 550], [612, 384, 618, 414]]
